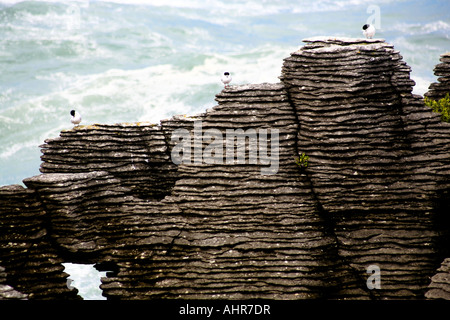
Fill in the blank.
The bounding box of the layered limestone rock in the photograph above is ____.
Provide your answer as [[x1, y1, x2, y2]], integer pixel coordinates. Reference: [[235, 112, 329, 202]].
[[0, 185, 81, 300], [425, 52, 450, 101], [0, 265, 27, 300], [99, 83, 360, 299], [281, 37, 450, 298], [1, 37, 449, 300], [40, 122, 177, 200], [426, 258, 450, 300]]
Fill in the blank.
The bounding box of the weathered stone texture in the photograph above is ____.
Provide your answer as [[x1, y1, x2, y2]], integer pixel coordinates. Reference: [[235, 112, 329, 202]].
[[1, 37, 449, 300], [280, 37, 450, 299], [40, 122, 177, 200], [425, 52, 450, 101]]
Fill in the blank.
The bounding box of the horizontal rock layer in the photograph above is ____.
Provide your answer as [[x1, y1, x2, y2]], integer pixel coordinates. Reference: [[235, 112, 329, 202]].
[[426, 258, 450, 300], [281, 37, 450, 298], [1, 37, 450, 300], [425, 52, 450, 101], [0, 185, 81, 300]]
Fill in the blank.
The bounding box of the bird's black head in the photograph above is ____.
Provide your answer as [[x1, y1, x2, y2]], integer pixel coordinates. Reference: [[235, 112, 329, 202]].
[[362, 24, 369, 30], [224, 72, 230, 76], [70, 110, 75, 116]]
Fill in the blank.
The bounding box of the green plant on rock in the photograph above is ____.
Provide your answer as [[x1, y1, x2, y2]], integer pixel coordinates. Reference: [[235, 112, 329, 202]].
[[424, 93, 450, 123], [294, 152, 309, 169]]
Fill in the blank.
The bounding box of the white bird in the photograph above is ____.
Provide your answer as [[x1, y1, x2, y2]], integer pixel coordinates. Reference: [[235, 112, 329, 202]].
[[70, 109, 82, 126], [362, 24, 376, 39], [221, 72, 232, 88]]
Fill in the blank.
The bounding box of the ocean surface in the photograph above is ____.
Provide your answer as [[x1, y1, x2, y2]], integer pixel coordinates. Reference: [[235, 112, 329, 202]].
[[1, 0, 449, 300]]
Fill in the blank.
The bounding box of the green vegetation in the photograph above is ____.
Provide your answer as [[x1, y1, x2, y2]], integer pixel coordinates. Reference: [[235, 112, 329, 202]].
[[424, 93, 450, 123], [294, 153, 309, 169]]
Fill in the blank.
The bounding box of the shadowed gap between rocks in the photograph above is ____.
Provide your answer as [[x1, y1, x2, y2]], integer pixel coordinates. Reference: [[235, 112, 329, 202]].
[[283, 80, 377, 299]]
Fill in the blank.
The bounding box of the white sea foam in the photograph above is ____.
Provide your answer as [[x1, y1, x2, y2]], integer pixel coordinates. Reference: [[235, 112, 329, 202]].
[[96, 0, 397, 13], [390, 20, 450, 36], [0, 140, 37, 159], [0, 0, 89, 5], [0, 115, 15, 124], [10, 42, 290, 130]]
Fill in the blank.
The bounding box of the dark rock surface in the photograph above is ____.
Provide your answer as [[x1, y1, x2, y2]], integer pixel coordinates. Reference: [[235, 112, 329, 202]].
[[1, 37, 449, 300], [425, 52, 450, 101], [0, 265, 27, 300], [40, 122, 177, 200], [282, 37, 450, 298], [426, 258, 450, 300]]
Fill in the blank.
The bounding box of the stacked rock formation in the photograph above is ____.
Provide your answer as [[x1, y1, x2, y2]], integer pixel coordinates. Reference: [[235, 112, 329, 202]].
[[0, 184, 81, 299], [281, 37, 450, 298], [99, 83, 361, 299], [426, 258, 450, 300], [1, 37, 450, 300], [425, 52, 450, 101], [40, 122, 178, 200], [0, 265, 27, 299]]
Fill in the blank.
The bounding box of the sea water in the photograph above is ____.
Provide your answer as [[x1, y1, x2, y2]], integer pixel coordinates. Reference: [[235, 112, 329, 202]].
[[1, 0, 449, 299]]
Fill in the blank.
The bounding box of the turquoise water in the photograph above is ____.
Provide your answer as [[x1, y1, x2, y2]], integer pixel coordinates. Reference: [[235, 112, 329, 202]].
[[0, 0, 449, 299]]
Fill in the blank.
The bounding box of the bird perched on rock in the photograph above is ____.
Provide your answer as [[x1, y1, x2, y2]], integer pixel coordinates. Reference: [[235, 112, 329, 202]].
[[70, 109, 82, 126], [221, 72, 232, 88], [362, 24, 376, 39]]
